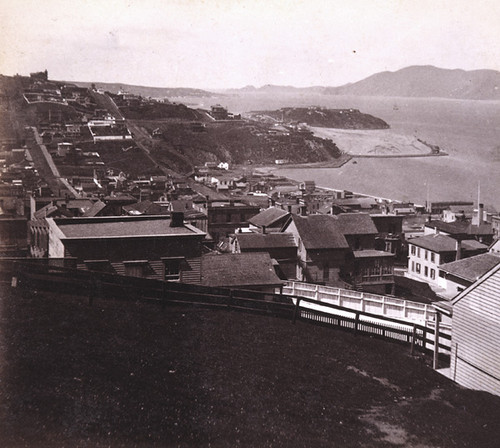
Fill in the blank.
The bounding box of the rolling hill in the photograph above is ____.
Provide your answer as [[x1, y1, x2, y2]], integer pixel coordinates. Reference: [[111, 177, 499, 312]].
[[324, 65, 500, 100], [226, 66, 500, 100]]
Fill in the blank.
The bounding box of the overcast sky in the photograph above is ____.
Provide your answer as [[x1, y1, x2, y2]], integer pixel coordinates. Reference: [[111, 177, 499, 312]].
[[2, 0, 500, 89]]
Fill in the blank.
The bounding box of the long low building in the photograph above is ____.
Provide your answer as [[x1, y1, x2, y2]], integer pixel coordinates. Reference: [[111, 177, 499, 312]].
[[42, 213, 206, 283]]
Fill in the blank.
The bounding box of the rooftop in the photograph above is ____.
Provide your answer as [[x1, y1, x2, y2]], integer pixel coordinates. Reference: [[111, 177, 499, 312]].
[[201, 252, 283, 288], [409, 234, 488, 253], [235, 232, 297, 250], [353, 250, 395, 259], [426, 220, 494, 236], [439, 252, 500, 282], [248, 207, 289, 228], [332, 213, 378, 235], [289, 215, 349, 250], [50, 216, 205, 239]]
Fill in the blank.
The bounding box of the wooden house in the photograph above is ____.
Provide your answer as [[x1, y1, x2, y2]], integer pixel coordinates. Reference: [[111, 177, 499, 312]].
[[200, 252, 283, 293], [282, 214, 350, 285], [42, 213, 206, 283], [448, 263, 500, 397], [407, 234, 488, 288], [230, 232, 297, 279]]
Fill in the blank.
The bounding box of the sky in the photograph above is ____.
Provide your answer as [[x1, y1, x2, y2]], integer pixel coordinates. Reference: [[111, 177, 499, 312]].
[[1, 0, 500, 89]]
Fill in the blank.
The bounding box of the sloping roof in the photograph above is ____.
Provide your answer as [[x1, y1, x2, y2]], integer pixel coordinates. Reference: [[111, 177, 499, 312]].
[[236, 232, 297, 250], [82, 200, 106, 217], [122, 200, 165, 215], [409, 234, 488, 253], [53, 217, 205, 239], [426, 220, 494, 236], [248, 207, 290, 228], [439, 253, 500, 282], [34, 203, 75, 219], [201, 252, 283, 287], [332, 213, 378, 235], [290, 215, 349, 250], [452, 263, 500, 306]]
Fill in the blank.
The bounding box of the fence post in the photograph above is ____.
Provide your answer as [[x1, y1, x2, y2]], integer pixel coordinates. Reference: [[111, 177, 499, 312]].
[[292, 298, 301, 324], [422, 326, 427, 352], [410, 324, 417, 355], [354, 312, 360, 335], [315, 284, 319, 301], [403, 300, 407, 319], [433, 313, 441, 370]]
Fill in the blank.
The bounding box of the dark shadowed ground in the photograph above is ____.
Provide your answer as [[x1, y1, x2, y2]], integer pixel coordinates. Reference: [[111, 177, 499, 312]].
[[1, 283, 500, 448]]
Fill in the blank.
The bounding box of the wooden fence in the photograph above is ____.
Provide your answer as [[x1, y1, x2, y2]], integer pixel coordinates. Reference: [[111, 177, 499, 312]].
[[1, 259, 451, 360], [284, 281, 437, 322]]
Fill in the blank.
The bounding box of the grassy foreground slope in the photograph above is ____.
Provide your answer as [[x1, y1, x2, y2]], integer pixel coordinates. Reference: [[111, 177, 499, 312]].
[[1, 286, 500, 447]]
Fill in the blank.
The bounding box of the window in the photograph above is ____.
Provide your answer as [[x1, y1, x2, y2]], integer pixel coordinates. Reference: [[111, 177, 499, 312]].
[[425, 250, 428, 260], [431, 253, 435, 263], [124, 260, 149, 277], [430, 269, 435, 280], [417, 247, 421, 258], [424, 266, 428, 277], [162, 257, 184, 281], [416, 263, 421, 274], [411, 245, 416, 255], [411, 261, 415, 271]]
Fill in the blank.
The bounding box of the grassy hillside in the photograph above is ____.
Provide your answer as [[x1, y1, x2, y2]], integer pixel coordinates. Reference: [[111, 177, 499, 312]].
[[250, 107, 390, 130], [135, 120, 344, 171], [1, 286, 500, 447]]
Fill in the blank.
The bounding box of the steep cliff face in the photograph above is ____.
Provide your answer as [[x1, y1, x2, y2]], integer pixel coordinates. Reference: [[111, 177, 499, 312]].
[[249, 107, 390, 130]]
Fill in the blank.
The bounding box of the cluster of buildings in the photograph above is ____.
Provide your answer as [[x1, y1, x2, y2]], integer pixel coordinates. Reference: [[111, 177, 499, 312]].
[[3, 70, 500, 399]]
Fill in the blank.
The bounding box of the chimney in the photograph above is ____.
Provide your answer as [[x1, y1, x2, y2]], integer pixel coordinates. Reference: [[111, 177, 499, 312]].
[[455, 239, 462, 261], [300, 205, 307, 216], [262, 225, 266, 234], [287, 205, 292, 213], [478, 203, 484, 225], [170, 211, 184, 227]]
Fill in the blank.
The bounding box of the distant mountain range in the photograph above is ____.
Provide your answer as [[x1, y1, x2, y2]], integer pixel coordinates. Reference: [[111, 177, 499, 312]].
[[67, 66, 500, 100], [228, 66, 500, 100]]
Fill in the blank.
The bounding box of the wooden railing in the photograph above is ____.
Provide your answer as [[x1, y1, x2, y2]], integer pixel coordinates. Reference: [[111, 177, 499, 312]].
[[283, 281, 437, 323], [0, 259, 451, 359]]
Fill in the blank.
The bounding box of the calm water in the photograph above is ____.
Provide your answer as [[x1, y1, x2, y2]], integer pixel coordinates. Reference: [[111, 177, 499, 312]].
[[189, 93, 500, 209]]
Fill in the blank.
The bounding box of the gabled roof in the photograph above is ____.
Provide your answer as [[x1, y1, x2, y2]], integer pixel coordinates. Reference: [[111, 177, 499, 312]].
[[332, 213, 378, 235], [452, 263, 500, 306], [409, 234, 488, 253], [439, 253, 500, 282], [201, 252, 283, 288], [248, 207, 290, 228], [288, 215, 349, 250], [236, 232, 297, 250]]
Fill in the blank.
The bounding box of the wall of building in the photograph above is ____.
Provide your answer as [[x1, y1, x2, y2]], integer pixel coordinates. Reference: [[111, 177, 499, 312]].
[[450, 269, 500, 397], [407, 244, 442, 286], [60, 235, 204, 283]]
